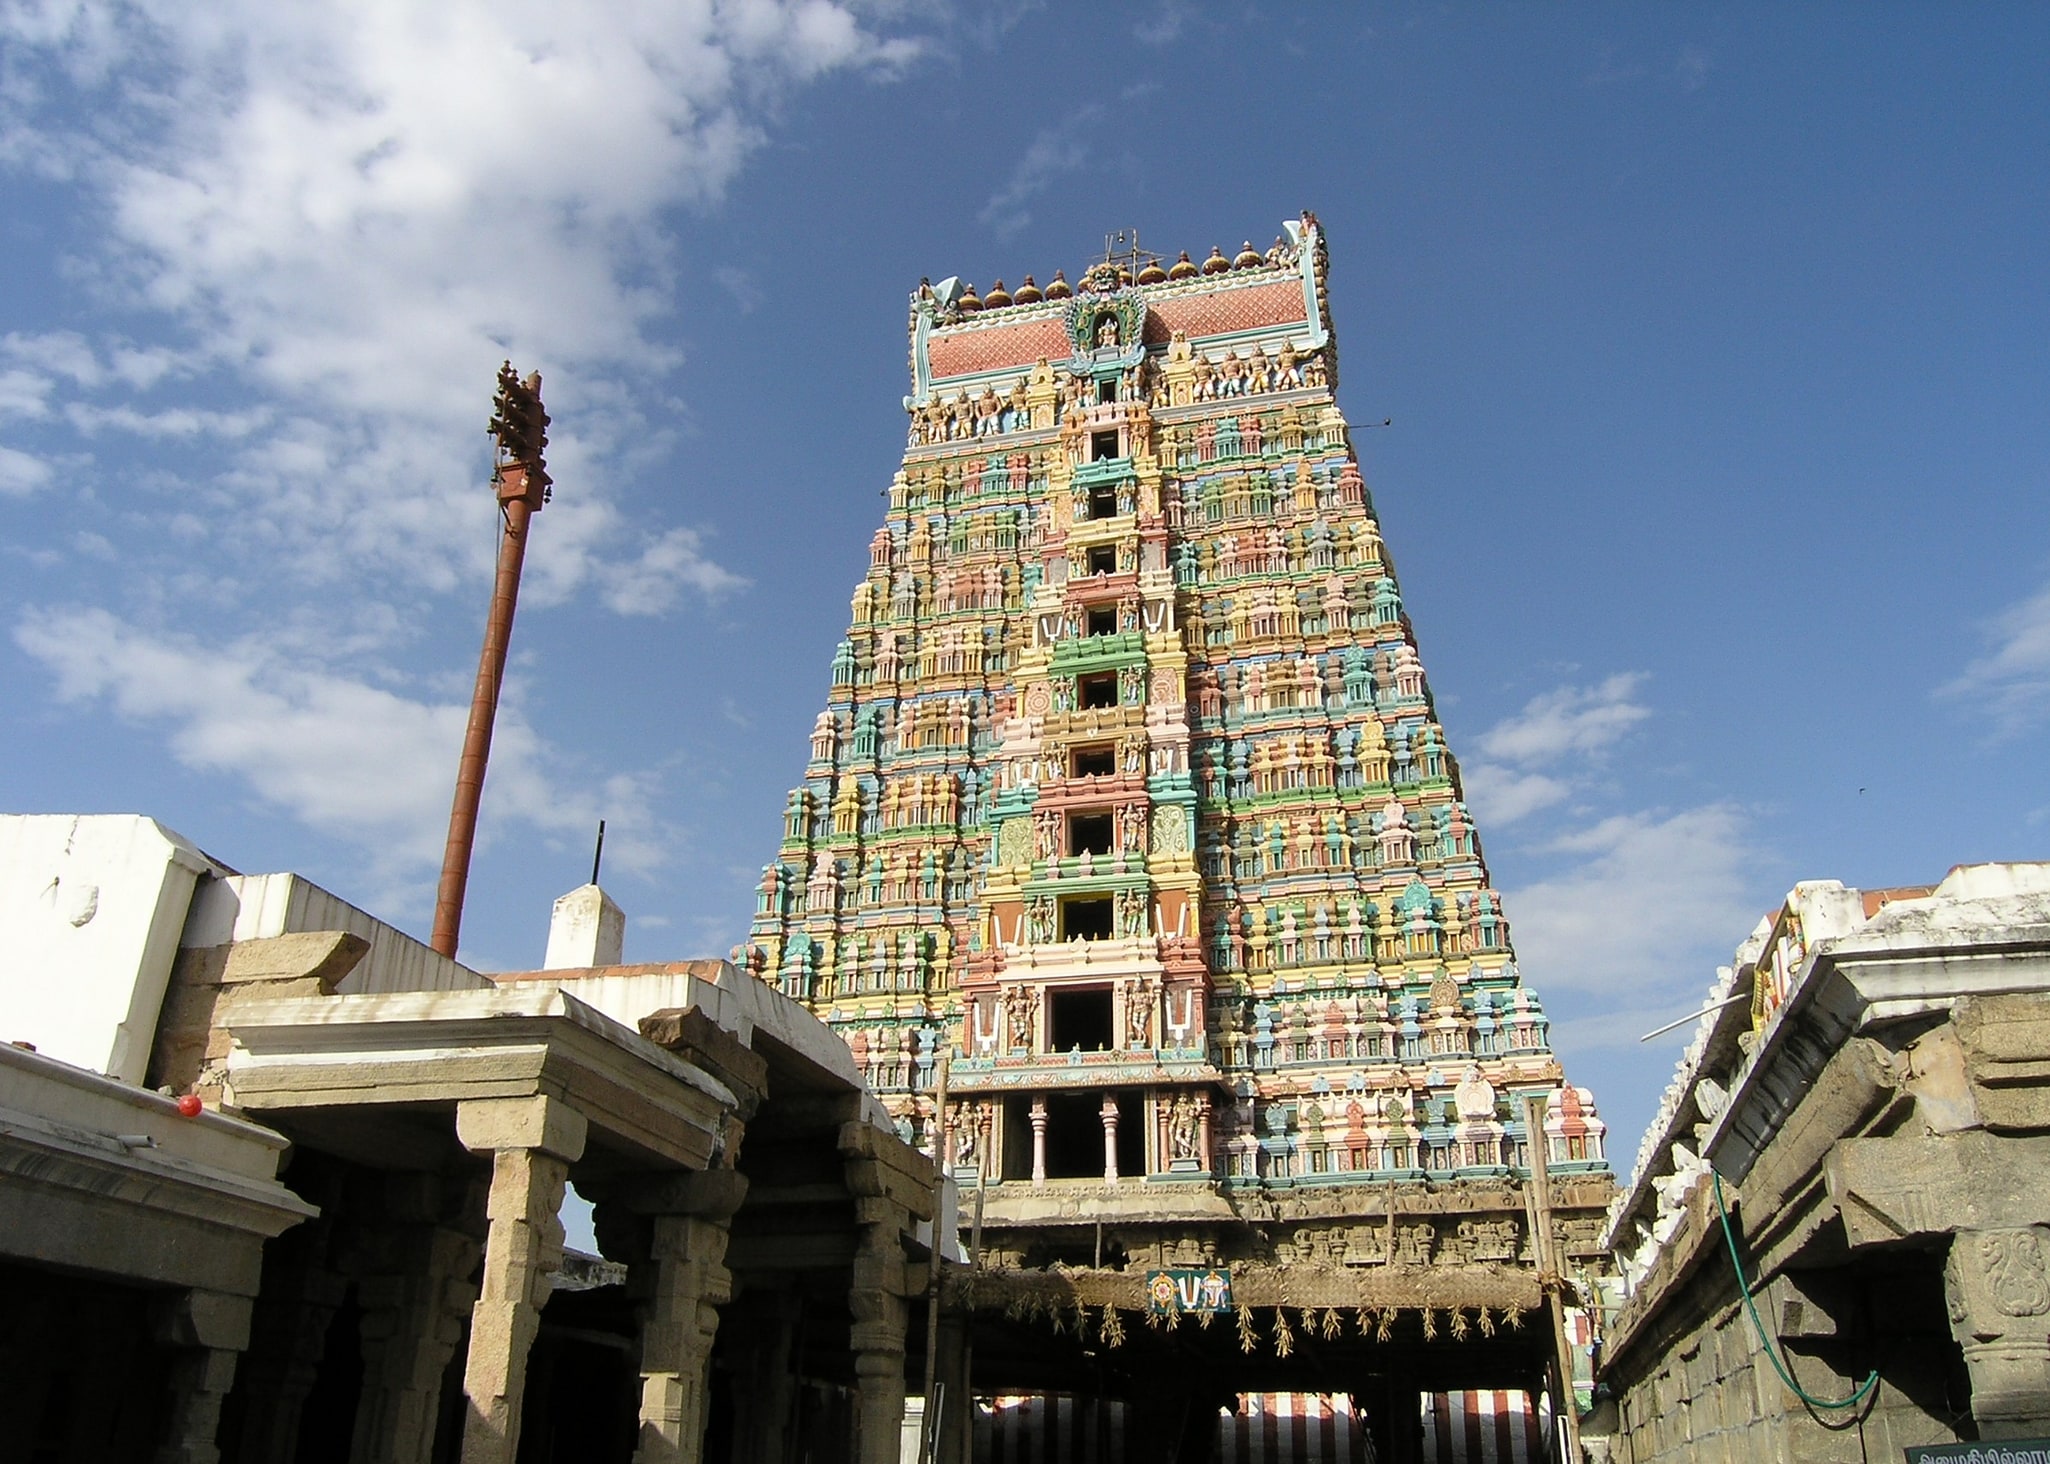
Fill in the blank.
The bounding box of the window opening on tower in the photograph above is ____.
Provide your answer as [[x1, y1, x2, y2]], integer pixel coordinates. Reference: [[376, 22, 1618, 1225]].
[[1067, 812, 1113, 857], [1086, 545, 1116, 576], [1043, 1091, 1106, 1178], [1091, 430, 1119, 462], [1088, 484, 1117, 519], [1049, 988, 1113, 1052], [1086, 607, 1116, 638], [1072, 743, 1116, 778], [1079, 672, 1117, 710], [1061, 896, 1114, 941]]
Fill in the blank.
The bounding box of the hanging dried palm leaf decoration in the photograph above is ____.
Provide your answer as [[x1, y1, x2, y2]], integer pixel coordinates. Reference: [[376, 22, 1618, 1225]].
[[1238, 1304, 1260, 1353], [1376, 1307, 1395, 1343], [1320, 1307, 1343, 1341], [1272, 1307, 1295, 1358], [1505, 1302, 1528, 1330], [1478, 1306, 1497, 1337], [1450, 1308, 1471, 1340], [1072, 1301, 1089, 1338], [1421, 1307, 1438, 1341], [1100, 1306, 1126, 1349]]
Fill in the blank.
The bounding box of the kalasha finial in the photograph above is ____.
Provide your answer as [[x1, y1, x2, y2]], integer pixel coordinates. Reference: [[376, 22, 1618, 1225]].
[[487, 360, 552, 504]]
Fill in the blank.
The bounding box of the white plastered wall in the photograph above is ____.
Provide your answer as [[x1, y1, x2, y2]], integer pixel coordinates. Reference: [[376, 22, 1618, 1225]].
[[0, 814, 212, 1082]]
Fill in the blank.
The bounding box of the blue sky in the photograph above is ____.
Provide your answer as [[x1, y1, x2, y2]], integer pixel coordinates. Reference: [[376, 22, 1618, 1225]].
[[3, 1, 2046, 1171]]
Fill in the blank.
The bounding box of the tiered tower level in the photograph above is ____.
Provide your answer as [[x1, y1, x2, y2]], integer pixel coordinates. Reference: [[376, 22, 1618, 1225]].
[[746, 217, 1606, 1199]]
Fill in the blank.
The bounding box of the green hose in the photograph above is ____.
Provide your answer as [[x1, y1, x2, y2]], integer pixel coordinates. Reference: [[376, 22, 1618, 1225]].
[[1711, 1171, 1879, 1410]]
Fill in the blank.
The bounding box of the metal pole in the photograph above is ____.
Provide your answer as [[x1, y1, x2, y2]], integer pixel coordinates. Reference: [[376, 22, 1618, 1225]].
[[431, 476, 534, 958], [431, 365, 548, 961], [1523, 1092, 1583, 1463]]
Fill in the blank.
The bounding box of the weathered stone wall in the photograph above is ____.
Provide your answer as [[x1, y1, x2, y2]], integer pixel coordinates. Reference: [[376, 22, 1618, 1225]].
[[1599, 978, 2050, 1458]]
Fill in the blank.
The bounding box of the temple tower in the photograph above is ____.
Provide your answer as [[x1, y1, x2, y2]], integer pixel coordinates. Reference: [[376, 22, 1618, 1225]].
[[745, 215, 1607, 1220]]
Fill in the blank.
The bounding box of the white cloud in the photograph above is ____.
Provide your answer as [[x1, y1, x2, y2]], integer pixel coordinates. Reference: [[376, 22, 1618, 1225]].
[[1133, 2, 1188, 46], [1461, 765, 1572, 825], [1462, 673, 1649, 826], [980, 104, 1105, 239], [0, 443, 55, 495], [1474, 673, 1650, 764], [1503, 804, 1760, 998], [14, 605, 667, 907], [1941, 579, 2050, 734], [1, 0, 921, 596]]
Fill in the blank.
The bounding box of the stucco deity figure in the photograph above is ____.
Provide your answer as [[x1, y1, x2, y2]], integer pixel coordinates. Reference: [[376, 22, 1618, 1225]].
[[1169, 1094, 1201, 1160], [1096, 313, 1120, 347]]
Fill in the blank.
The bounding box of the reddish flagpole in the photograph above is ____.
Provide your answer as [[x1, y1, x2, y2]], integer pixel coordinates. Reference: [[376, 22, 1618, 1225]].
[[431, 362, 552, 959]]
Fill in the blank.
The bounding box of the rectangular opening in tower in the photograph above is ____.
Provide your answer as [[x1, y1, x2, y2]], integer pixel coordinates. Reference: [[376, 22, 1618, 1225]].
[[1049, 987, 1113, 1052], [1072, 742, 1115, 777], [1091, 430, 1119, 462], [1086, 545, 1116, 576], [1088, 483, 1116, 519], [1060, 896, 1113, 941], [1086, 607, 1116, 638], [1044, 1090, 1107, 1178], [1001, 1098, 1032, 1182], [1067, 812, 1113, 857], [1079, 672, 1117, 709], [1116, 1091, 1144, 1176], [1096, 378, 1116, 405]]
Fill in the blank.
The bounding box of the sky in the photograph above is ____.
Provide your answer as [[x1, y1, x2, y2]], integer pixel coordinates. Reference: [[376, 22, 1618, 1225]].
[[3, 1, 2046, 1178]]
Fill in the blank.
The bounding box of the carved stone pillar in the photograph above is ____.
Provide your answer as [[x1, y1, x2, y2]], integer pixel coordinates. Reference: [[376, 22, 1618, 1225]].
[[455, 1096, 589, 1464], [1030, 1096, 1048, 1184], [1946, 1225, 2050, 1437], [590, 1169, 747, 1464], [1101, 1093, 1120, 1182], [152, 1289, 254, 1464], [721, 1287, 799, 1464], [841, 1134, 918, 1464], [350, 1174, 486, 1464]]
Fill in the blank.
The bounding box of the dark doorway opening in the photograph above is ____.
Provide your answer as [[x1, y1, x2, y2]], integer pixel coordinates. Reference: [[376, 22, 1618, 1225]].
[[1044, 1091, 1107, 1178], [1072, 743, 1116, 778], [1002, 1098, 1034, 1182], [1086, 607, 1116, 637], [1114, 1091, 1146, 1176], [1091, 430, 1119, 462], [1088, 484, 1117, 519], [1050, 986, 1114, 1051], [1068, 812, 1113, 856], [1086, 545, 1116, 576], [1079, 672, 1117, 709], [1061, 896, 1114, 941]]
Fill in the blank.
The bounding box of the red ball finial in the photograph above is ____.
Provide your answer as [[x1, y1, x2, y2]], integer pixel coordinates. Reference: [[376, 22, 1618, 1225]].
[[176, 1093, 203, 1118]]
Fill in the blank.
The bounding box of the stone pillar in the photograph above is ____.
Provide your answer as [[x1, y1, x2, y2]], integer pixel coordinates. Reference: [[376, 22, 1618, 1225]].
[[152, 1289, 254, 1464], [1946, 1225, 2050, 1438], [721, 1287, 799, 1464], [930, 1309, 973, 1464], [850, 1255, 910, 1464], [455, 1095, 589, 1464], [1030, 1096, 1048, 1184], [589, 1169, 748, 1464], [350, 1176, 486, 1464], [1101, 1093, 1120, 1182]]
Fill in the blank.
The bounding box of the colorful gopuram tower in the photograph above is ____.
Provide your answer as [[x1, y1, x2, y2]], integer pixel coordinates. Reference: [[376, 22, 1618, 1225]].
[[744, 216, 1607, 1219]]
